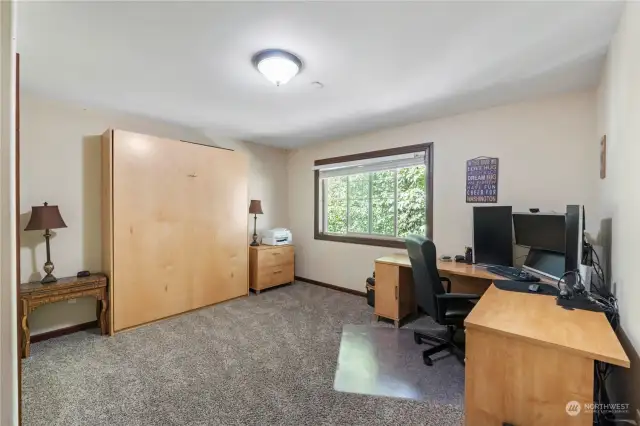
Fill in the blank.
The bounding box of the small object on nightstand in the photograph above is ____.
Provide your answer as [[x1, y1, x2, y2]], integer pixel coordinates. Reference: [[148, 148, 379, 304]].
[[77, 270, 90, 278], [454, 255, 465, 262], [440, 255, 452, 262], [262, 228, 293, 245], [528, 284, 540, 293], [248, 200, 263, 246]]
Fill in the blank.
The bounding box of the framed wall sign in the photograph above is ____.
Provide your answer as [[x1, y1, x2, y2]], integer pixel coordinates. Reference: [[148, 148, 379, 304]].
[[466, 157, 499, 203]]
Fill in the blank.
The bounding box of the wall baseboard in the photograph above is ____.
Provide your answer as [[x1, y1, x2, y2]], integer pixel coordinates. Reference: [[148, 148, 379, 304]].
[[30, 321, 98, 343], [295, 276, 366, 297]]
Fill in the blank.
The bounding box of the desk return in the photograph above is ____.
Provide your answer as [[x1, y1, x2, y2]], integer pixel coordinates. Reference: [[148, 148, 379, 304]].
[[373, 253, 630, 426]]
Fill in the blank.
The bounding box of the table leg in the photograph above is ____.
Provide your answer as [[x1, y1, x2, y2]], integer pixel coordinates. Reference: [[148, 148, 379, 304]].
[[98, 299, 108, 335], [21, 314, 30, 358], [394, 320, 400, 328]]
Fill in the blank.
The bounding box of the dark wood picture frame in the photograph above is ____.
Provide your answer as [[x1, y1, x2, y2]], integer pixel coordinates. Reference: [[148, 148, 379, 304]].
[[313, 143, 434, 249], [600, 135, 607, 179], [15, 52, 22, 425]]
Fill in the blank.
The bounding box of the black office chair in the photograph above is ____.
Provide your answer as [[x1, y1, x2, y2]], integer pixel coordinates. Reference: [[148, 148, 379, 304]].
[[405, 235, 481, 366]]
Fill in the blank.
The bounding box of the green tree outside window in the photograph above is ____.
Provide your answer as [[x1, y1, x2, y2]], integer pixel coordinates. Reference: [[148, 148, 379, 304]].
[[324, 165, 427, 238]]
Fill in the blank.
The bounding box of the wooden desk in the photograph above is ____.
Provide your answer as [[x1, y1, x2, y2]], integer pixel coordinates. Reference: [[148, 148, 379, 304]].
[[466, 284, 629, 425], [20, 274, 109, 358], [376, 253, 502, 280], [373, 253, 630, 425], [374, 254, 501, 326]]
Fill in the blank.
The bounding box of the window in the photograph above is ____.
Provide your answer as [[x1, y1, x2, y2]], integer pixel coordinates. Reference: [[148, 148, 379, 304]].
[[314, 143, 433, 248]]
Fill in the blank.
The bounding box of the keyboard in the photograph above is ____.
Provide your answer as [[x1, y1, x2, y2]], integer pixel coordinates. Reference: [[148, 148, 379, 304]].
[[486, 265, 541, 282]]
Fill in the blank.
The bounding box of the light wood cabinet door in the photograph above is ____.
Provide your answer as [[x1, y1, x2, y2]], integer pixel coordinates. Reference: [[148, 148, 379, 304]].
[[189, 144, 249, 306], [374, 263, 399, 320], [112, 131, 194, 331], [465, 328, 594, 425]]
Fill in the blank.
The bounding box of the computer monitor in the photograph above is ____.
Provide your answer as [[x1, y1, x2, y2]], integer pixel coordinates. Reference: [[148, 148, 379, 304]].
[[473, 206, 513, 266], [523, 248, 565, 281], [512, 213, 565, 253]]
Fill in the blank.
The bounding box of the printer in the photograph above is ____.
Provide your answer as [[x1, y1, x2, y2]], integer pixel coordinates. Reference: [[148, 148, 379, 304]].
[[262, 228, 292, 246]]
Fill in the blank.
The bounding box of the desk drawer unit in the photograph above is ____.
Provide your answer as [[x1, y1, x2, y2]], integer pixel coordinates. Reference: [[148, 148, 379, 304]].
[[249, 245, 294, 293], [373, 262, 415, 327]]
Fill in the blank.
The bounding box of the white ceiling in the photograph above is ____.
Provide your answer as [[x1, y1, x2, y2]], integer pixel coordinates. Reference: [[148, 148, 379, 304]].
[[18, 1, 623, 148]]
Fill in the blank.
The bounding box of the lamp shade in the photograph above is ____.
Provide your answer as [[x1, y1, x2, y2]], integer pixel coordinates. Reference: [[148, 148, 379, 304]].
[[249, 200, 263, 215], [24, 202, 67, 231]]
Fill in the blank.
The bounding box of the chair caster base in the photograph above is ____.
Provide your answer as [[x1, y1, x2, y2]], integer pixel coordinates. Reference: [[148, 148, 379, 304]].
[[423, 352, 434, 366], [414, 333, 422, 345]]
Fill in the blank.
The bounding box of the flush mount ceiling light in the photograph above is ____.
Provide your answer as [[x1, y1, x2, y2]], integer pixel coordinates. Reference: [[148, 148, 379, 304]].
[[252, 49, 302, 86]]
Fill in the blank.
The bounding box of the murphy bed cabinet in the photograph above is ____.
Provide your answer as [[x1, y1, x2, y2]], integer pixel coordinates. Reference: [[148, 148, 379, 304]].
[[101, 129, 249, 332]]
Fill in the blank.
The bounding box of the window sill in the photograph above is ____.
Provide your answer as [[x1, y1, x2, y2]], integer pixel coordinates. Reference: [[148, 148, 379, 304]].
[[314, 233, 407, 249]]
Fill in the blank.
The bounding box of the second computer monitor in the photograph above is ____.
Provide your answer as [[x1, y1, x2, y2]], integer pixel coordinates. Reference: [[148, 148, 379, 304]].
[[512, 213, 565, 253], [513, 211, 570, 281]]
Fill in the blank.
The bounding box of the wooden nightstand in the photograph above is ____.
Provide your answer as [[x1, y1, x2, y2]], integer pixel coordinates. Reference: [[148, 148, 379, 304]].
[[20, 274, 109, 358], [249, 245, 294, 293]]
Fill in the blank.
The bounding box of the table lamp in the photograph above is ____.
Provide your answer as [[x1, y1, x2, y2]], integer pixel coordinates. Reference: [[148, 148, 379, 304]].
[[24, 202, 67, 284], [249, 200, 263, 246]]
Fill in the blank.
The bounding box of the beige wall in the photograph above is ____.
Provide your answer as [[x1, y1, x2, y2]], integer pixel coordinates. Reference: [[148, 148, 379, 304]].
[[288, 91, 598, 292], [0, 1, 18, 425], [596, 3, 640, 419], [20, 93, 289, 335]]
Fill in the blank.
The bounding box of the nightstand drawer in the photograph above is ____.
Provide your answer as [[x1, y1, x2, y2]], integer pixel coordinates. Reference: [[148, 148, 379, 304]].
[[256, 264, 294, 289], [258, 246, 294, 267]]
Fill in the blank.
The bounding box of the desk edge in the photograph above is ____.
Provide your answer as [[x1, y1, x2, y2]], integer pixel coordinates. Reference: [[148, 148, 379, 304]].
[[465, 321, 631, 368]]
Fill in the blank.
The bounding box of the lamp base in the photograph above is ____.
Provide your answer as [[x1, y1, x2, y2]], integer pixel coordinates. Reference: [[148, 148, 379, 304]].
[[41, 260, 57, 284], [41, 274, 57, 284], [250, 234, 260, 246]]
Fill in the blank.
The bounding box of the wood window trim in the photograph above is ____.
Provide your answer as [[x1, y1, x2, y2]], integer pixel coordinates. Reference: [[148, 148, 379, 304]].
[[314, 143, 434, 249]]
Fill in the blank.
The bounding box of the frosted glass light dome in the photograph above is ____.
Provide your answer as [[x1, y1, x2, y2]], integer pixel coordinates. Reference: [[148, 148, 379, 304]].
[[252, 49, 303, 86]]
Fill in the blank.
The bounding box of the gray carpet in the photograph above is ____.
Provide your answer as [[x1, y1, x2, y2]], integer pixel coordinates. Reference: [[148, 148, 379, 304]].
[[22, 282, 464, 426]]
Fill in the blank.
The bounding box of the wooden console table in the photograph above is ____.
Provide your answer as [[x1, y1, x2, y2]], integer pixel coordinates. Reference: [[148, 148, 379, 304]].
[[20, 273, 109, 358]]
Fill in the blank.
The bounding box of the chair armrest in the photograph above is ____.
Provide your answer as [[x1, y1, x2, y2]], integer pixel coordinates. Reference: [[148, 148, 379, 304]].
[[440, 277, 452, 293], [436, 293, 482, 301], [434, 292, 482, 323]]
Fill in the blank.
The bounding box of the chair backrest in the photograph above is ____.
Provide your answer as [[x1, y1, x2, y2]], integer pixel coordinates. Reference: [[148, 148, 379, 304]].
[[405, 235, 445, 319]]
